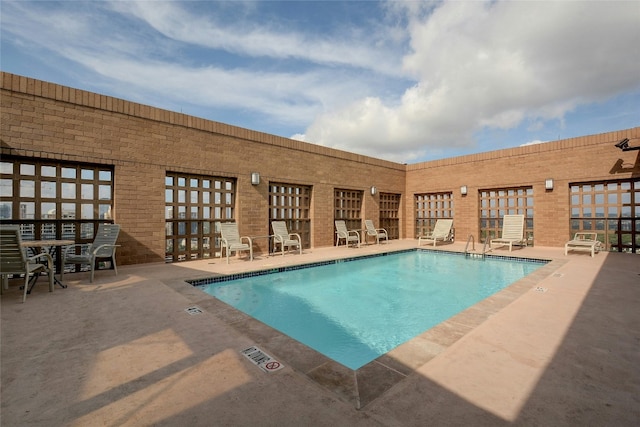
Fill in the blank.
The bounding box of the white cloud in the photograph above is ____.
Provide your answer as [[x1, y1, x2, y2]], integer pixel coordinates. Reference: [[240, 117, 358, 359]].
[[2, 0, 639, 164], [301, 1, 640, 161], [111, 1, 406, 77], [520, 140, 548, 147]]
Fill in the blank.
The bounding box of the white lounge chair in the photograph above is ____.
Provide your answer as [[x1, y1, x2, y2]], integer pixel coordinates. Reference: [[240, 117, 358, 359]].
[[364, 220, 388, 244], [0, 225, 54, 302], [565, 232, 602, 257], [335, 220, 360, 248], [62, 223, 120, 283], [490, 214, 526, 252], [220, 223, 253, 264], [271, 221, 302, 256], [418, 219, 454, 247]]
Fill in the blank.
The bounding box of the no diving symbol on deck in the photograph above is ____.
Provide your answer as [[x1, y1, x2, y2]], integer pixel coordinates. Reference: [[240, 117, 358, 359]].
[[264, 361, 281, 371]]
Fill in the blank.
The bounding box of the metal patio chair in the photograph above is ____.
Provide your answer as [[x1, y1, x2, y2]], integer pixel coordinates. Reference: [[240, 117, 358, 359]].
[[61, 223, 121, 283], [0, 225, 54, 303]]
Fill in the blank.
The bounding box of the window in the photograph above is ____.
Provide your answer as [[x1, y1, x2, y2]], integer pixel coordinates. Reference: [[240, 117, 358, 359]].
[[479, 187, 533, 244], [380, 193, 401, 239], [415, 192, 453, 237], [269, 183, 311, 248], [165, 173, 235, 262], [334, 189, 362, 237], [570, 179, 639, 253], [0, 158, 114, 243]]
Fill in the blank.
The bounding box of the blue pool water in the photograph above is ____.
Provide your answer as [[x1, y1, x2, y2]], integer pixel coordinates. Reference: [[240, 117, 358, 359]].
[[197, 250, 545, 369]]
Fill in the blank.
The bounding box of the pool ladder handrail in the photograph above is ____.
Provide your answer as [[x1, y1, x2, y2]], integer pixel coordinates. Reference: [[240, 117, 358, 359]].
[[464, 234, 475, 254], [465, 235, 490, 259]]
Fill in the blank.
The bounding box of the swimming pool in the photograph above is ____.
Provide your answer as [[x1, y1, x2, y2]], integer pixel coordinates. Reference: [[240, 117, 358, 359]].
[[195, 250, 546, 369]]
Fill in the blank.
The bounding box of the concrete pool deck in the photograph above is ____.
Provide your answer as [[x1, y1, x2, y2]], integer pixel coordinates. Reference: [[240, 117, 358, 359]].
[[1, 240, 639, 426]]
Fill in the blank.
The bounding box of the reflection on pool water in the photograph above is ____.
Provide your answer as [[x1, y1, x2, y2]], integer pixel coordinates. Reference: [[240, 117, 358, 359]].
[[197, 250, 546, 369]]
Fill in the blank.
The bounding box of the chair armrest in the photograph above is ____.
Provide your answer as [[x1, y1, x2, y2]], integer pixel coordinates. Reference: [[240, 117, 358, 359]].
[[27, 252, 53, 270], [289, 233, 302, 242], [241, 236, 253, 245]]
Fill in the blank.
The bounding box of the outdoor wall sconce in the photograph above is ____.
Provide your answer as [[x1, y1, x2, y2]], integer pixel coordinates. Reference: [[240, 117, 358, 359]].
[[460, 185, 468, 196], [370, 186, 377, 196], [545, 178, 554, 191], [614, 138, 640, 151], [251, 172, 260, 185]]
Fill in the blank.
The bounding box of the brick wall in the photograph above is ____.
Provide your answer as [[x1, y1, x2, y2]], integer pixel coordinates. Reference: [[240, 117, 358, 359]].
[[405, 129, 640, 246], [1, 72, 638, 265], [0, 72, 405, 265]]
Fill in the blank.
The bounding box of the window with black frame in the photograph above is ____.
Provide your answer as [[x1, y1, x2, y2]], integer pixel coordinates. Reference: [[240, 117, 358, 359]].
[[379, 192, 401, 239], [165, 173, 235, 262], [570, 180, 639, 253], [269, 183, 311, 248], [479, 187, 533, 245], [334, 189, 362, 241], [415, 192, 453, 238], [0, 157, 114, 244]]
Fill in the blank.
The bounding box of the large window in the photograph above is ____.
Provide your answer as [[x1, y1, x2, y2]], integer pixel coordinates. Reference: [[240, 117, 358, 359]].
[[380, 193, 401, 239], [415, 192, 453, 238], [570, 180, 639, 253], [334, 189, 362, 240], [269, 183, 311, 248], [165, 173, 235, 262], [0, 157, 114, 244], [480, 187, 533, 244]]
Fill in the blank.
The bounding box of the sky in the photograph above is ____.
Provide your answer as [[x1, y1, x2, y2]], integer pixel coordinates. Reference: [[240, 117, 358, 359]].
[[1, 1, 639, 164]]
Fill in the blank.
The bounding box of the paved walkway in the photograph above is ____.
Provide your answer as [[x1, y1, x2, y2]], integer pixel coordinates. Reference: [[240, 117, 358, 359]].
[[2, 241, 639, 426]]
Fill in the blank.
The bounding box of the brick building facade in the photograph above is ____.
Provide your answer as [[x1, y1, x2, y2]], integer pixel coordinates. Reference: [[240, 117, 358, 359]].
[[1, 72, 638, 266]]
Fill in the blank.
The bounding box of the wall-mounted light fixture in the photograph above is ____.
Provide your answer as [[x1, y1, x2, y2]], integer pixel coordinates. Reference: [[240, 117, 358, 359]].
[[250, 172, 260, 185], [370, 186, 377, 196], [545, 178, 554, 191], [614, 138, 640, 151], [460, 185, 468, 196]]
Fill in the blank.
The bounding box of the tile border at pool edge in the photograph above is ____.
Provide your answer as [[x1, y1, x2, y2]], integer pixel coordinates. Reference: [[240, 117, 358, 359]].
[[186, 248, 550, 287], [188, 254, 566, 410]]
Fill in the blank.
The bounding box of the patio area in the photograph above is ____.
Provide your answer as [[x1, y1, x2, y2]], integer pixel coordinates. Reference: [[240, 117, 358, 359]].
[[1, 240, 639, 426]]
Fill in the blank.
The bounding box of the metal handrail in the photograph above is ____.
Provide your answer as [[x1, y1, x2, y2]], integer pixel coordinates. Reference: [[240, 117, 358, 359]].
[[482, 237, 490, 256], [464, 234, 475, 254]]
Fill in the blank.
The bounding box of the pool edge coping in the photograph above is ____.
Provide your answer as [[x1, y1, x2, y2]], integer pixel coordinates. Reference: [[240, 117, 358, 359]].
[[182, 247, 564, 409]]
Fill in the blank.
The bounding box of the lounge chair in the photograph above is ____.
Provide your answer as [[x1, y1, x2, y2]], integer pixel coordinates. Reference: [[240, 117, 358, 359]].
[[418, 219, 454, 247], [271, 221, 302, 255], [220, 222, 253, 264], [490, 214, 526, 252], [364, 220, 388, 244], [0, 225, 54, 302], [62, 223, 121, 283], [565, 232, 602, 257], [335, 220, 360, 248]]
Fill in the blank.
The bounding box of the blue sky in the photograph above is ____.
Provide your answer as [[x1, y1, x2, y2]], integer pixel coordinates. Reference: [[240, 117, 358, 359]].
[[1, 1, 639, 163]]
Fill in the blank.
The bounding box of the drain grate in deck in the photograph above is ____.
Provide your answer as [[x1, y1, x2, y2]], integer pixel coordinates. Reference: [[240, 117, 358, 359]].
[[185, 306, 203, 315]]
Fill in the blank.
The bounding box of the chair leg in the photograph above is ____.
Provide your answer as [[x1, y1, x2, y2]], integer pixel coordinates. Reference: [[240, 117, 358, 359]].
[[90, 257, 96, 283], [112, 255, 118, 275], [23, 274, 29, 303], [47, 266, 54, 292]]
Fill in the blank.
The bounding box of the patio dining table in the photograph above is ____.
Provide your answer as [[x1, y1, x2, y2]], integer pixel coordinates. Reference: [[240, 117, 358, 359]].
[[21, 239, 74, 289]]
